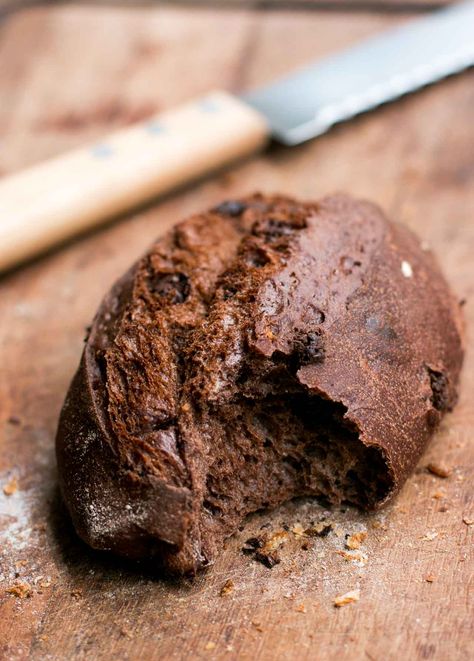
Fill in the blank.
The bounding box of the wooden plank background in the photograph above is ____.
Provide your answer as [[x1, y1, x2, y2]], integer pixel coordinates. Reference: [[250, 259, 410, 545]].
[[0, 3, 473, 661]]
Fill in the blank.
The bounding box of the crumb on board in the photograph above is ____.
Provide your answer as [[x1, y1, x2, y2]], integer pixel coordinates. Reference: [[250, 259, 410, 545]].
[[261, 530, 289, 552], [296, 603, 306, 613], [205, 641, 216, 651], [432, 490, 446, 500], [426, 462, 452, 478], [334, 589, 360, 608], [242, 537, 264, 554], [305, 522, 332, 537], [420, 531, 438, 541], [244, 530, 289, 568], [291, 523, 306, 537], [462, 516, 473, 526], [336, 549, 368, 566], [254, 551, 280, 569], [424, 574, 436, 582], [345, 531, 367, 550], [6, 581, 32, 598], [219, 579, 235, 596], [3, 475, 18, 496], [252, 621, 264, 632]]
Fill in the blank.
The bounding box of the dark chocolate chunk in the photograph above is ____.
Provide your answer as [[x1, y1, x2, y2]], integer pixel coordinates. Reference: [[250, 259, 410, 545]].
[[147, 271, 190, 304], [294, 331, 325, 366]]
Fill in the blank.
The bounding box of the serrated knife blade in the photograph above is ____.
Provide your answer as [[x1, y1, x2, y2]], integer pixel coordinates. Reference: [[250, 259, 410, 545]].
[[243, 1, 474, 145]]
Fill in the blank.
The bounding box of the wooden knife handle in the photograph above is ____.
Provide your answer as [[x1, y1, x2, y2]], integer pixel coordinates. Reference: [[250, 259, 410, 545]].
[[0, 90, 269, 272]]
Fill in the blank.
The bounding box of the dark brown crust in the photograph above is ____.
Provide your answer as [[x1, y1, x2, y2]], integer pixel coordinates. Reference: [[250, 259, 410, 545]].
[[56, 193, 464, 574]]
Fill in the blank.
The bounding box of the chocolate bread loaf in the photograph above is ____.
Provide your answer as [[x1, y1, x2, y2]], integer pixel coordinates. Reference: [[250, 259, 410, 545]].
[[56, 193, 464, 574]]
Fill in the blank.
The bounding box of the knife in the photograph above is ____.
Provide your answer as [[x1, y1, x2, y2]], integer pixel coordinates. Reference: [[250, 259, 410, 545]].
[[0, 1, 473, 273]]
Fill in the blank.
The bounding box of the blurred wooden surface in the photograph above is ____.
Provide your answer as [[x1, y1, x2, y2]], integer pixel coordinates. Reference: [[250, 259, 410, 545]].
[[0, 0, 456, 19], [0, 4, 473, 661]]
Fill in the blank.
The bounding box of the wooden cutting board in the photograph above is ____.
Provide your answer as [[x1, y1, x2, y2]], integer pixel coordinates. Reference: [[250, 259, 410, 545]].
[[0, 4, 472, 660]]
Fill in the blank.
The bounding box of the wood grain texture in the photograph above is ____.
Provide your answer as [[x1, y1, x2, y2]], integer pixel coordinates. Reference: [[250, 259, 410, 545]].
[[0, 5, 473, 661]]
